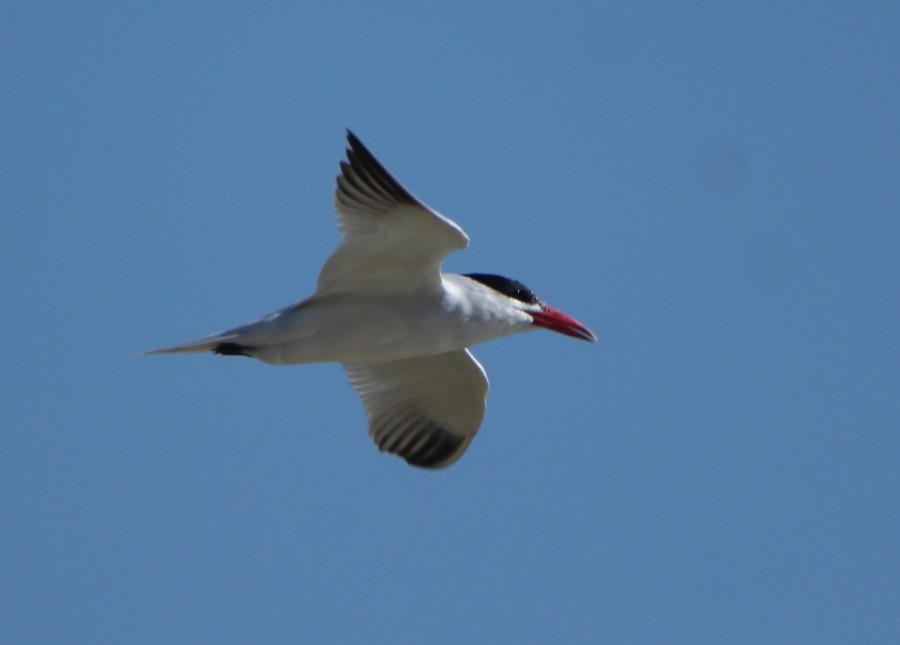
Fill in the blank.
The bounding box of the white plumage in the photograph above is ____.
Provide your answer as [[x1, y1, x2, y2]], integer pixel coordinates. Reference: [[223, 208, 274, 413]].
[[146, 132, 595, 469]]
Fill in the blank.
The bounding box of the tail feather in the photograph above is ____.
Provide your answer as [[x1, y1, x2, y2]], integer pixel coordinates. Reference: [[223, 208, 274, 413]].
[[139, 333, 240, 356]]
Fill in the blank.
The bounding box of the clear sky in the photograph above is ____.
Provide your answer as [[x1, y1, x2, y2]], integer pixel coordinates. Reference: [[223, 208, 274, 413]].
[[2, 2, 898, 643]]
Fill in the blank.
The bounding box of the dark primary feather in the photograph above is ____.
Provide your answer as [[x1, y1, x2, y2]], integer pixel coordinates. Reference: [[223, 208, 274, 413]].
[[339, 130, 418, 208], [373, 420, 467, 469]]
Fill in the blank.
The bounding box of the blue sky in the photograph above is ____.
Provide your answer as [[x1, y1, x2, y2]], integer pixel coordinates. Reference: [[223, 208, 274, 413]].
[[2, 2, 898, 643]]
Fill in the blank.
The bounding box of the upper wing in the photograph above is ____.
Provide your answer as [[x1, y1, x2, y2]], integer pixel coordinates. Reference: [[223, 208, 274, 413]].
[[342, 350, 489, 469], [315, 131, 469, 297]]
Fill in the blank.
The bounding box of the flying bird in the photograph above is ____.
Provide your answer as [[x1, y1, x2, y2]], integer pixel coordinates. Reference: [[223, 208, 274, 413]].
[[146, 132, 596, 469]]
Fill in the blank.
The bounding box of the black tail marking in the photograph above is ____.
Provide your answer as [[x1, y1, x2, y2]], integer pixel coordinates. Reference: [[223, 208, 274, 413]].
[[213, 342, 253, 357]]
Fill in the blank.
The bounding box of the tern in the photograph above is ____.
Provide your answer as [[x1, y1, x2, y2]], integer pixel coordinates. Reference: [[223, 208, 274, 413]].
[[147, 132, 596, 469]]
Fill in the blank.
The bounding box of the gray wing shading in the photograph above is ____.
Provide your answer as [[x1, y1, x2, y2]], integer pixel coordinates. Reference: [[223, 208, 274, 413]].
[[316, 131, 469, 297], [342, 350, 489, 469]]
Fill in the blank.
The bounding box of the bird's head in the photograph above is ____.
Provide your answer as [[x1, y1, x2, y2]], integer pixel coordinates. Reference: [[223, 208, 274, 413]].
[[464, 273, 597, 342]]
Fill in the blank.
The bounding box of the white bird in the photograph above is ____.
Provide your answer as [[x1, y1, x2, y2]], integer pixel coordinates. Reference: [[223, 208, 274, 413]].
[[146, 131, 596, 469]]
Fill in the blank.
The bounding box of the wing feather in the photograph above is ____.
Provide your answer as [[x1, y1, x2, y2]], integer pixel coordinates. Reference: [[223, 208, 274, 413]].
[[316, 131, 469, 297], [343, 350, 489, 469]]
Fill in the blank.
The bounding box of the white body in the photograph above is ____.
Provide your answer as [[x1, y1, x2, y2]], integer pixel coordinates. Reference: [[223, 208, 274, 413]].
[[147, 132, 594, 469], [216, 275, 534, 365]]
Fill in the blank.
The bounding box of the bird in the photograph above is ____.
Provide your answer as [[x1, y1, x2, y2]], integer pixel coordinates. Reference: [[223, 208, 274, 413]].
[[145, 131, 596, 469]]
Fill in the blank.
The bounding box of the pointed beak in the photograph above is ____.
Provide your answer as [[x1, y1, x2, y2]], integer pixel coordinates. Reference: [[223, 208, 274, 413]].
[[530, 306, 597, 342]]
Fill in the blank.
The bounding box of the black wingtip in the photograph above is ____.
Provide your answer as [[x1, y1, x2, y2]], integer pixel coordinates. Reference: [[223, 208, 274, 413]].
[[345, 129, 369, 159], [340, 130, 417, 205], [344, 129, 374, 162], [403, 430, 466, 469]]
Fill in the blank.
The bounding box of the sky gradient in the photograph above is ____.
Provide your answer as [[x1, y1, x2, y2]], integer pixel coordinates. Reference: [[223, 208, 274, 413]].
[[2, 2, 898, 643]]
